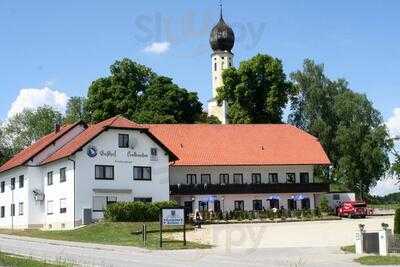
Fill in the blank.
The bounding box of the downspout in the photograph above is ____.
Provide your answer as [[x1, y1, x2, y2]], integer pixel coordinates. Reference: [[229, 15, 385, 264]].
[[68, 157, 76, 228]]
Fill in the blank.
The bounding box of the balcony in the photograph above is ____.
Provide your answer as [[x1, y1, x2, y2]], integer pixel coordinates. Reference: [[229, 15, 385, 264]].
[[170, 183, 330, 195]]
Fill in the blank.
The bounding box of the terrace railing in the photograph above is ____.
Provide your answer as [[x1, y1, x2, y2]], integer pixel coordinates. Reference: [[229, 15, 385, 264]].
[[170, 182, 330, 195]]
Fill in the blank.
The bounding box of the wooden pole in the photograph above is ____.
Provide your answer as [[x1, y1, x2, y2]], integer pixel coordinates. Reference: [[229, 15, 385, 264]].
[[183, 221, 186, 246]]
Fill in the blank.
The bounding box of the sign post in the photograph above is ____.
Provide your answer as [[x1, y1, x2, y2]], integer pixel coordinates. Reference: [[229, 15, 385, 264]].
[[160, 207, 186, 248]]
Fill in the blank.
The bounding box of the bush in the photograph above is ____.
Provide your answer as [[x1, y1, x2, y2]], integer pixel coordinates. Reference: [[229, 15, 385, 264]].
[[319, 195, 330, 213], [104, 200, 177, 222], [394, 208, 400, 234]]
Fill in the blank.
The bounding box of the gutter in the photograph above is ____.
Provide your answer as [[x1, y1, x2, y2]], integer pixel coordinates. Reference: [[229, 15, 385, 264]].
[[68, 157, 76, 228]]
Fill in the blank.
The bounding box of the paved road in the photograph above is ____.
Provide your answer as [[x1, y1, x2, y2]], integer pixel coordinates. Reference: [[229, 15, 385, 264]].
[[0, 234, 359, 267], [176, 216, 394, 249]]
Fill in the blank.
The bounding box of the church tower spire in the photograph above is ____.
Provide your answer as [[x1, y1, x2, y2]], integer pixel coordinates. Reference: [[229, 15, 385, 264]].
[[207, 3, 235, 124]]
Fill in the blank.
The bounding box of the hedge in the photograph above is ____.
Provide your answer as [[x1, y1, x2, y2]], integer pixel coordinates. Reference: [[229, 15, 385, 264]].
[[395, 208, 400, 234], [104, 200, 177, 222]]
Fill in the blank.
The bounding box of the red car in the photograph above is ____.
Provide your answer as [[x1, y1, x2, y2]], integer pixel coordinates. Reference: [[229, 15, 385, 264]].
[[336, 201, 368, 218]]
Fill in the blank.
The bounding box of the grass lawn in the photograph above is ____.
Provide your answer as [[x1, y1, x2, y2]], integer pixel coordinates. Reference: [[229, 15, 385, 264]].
[[0, 222, 211, 250], [0, 251, 67, 267], [355, 255, 400, 265]]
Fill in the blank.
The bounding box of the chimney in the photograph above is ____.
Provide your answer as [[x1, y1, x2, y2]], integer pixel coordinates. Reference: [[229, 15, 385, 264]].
[[54, 123, 61, 133]]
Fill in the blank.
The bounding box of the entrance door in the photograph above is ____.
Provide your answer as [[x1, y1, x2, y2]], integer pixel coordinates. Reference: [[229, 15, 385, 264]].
[[269, 199, 279, 209], [214, 200, 221, 212], [184, 201, 193, 216]]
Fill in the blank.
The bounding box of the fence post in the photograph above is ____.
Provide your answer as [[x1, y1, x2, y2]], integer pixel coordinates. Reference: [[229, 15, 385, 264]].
[[355, 229, 364, 255], [379, 230, 389, 256]]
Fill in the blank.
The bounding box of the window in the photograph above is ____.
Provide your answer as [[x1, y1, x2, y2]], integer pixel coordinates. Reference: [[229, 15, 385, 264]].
[[60, 168, 66, 183], [234, 200, 244, 211], [95, 165, 114, 180], [251, 173, 261, 184], [268, 173, 278, 184], [18, 202, 24, 216], [10, 204, 15, 216], [47, 171, 53, 185], [118, 134, 129, 148], [1, 181, 4, 193], [233, 174, 243, 184], [286, 173, 296, 184], [200, 174, 211, 184], [301, 198, 311, 210], [186, 174, 196, 184], [253, 200, 263, 211], [219, 174, 229, 184], [134, 197, 152, 203], [199, 201, 208, 212], [214, 62, 217, 71], [333, 194, 340, 201], [287, 199, 297, 211], [300, 173, 309, 184], [11, 178, 15, 190], [47, 200, 54, 215], [0, 206, 4, 218], [93, 196, 117, 212], [18, 175, 24, 188], [133, 166, 151, 180], [150, 148, 158, 161], [59, 198, 67, 214]]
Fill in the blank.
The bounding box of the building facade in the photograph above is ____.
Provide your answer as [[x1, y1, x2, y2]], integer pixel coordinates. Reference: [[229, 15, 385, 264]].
[[0, 117, 175, 229]]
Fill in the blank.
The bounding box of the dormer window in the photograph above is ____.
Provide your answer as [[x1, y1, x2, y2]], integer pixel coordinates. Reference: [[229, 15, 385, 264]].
[[118, 134, 129, 148]]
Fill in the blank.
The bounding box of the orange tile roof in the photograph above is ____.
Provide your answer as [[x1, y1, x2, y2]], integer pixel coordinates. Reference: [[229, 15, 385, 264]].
[[0, 122, 80, 173], [0, 117, 330, 172], [146, 124, 331, 166]]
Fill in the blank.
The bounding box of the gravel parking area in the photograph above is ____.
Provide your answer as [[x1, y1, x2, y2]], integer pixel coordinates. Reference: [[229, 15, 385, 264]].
[[173, 216, 394, 249]]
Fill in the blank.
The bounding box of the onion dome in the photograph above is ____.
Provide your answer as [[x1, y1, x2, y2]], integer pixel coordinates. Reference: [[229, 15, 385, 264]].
[[209, 6, 235, 52]]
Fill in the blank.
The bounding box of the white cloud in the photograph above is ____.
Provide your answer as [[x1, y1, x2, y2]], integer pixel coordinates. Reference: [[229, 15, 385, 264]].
[[7, 87, 68, 118], [370, 177, 399, 196], [386, 107, 400, 137], [143, 42, 171, 54]]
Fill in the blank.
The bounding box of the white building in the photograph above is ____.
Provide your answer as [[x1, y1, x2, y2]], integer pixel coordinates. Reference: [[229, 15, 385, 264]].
[[0, 117, 177, 229], [0, 9, 332, 230], [147, 124, 331, 214]]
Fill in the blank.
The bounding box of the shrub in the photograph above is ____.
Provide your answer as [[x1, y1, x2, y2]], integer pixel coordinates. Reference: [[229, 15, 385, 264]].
[[104, 200, 177, 222], [319, 195, 330, 213], [395, 208, 400, 234]]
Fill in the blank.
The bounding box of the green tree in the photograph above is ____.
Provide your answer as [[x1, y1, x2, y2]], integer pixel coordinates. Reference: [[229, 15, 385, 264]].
[[3, 106, 62, 153], [85, 58, 156, 123], [289, 59, 392, 197], [395, 208, 400, 234], [196, 113, 221, 124], [64, 96, 88, 123], [217, 54, 293, 123], [85, 58, 204, 124], [0, 124, 13, 165], [135, 76, 203, 123]]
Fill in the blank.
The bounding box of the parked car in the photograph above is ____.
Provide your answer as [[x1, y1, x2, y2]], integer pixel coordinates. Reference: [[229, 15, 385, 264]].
[[336, 201, 368, 218]]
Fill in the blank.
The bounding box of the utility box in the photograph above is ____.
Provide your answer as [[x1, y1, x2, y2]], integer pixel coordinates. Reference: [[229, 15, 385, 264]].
[[82, 209, 92, 225]]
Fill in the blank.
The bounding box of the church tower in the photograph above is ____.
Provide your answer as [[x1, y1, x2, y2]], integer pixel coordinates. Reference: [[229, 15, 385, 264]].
[[207, 5, 235, 124]]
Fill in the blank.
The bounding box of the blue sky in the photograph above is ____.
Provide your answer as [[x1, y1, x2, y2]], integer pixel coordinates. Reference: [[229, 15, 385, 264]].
[[1, 1, 399, 194]]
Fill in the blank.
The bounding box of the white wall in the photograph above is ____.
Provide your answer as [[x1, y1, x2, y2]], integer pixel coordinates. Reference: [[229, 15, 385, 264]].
[[41, 159, 75, 229], [74, 128, 170, 224], [170, 165, 315, 185], [325, 192, 356, 209], [0, 167, 29, 229]]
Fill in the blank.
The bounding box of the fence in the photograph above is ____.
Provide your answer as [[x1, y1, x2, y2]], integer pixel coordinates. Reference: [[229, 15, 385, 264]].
[[388, 233, 400, 253]]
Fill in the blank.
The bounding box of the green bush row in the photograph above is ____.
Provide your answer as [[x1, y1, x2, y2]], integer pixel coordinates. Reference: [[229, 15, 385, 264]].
[[395, 208, 400, 234], [198, 208, 325, 222], [104, 200, 177, 222]]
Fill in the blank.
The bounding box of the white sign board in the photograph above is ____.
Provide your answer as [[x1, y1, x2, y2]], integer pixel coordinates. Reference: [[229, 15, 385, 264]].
[[162, 208, 184, 226]]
